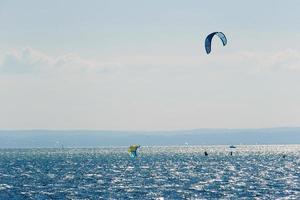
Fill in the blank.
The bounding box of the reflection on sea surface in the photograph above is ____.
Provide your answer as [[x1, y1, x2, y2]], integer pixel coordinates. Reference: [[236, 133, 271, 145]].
[[0, 145, 299, 199]]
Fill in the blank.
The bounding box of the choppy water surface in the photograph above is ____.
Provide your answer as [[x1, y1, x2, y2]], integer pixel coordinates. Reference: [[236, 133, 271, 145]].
[[0, 145, 299, 199]]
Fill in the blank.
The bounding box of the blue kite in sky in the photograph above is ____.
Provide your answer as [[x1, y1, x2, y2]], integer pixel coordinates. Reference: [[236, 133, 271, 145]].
[[205, 32, 227, 54]]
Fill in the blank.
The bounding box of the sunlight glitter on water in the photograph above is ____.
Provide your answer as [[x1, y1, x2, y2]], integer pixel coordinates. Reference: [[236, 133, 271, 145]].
[[0, 145, 299, 199]]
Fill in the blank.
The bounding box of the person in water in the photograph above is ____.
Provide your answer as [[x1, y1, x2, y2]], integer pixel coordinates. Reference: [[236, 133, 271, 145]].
[[230, 151, 233, 156], [204, 151, 208, 156]]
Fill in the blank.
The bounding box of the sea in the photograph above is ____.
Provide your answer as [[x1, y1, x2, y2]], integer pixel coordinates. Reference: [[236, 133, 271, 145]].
[[0, 145, 299, 199]]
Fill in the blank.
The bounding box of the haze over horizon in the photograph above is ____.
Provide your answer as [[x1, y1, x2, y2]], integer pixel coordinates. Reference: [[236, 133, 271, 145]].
[[1, 0, 300, 130]]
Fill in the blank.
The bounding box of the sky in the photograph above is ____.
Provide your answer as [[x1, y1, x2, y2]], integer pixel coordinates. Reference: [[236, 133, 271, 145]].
[[1, 0, 300, 130]]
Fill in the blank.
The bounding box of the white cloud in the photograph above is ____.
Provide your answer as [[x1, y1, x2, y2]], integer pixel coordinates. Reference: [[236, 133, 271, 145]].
[[1, 47, 300, 77], [233, 49, 300, 72], [263, 49, 300, 71], [0, 47, 120, 75], [0, 48, 51, 73]]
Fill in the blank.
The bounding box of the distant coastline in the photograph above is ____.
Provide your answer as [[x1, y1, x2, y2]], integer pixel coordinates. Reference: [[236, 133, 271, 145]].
[[0, 127, 299, 148]]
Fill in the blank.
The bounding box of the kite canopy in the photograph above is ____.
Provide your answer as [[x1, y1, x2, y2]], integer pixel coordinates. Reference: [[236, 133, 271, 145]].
[[205, 32, 227, 54], [128, 145, 140, 158]]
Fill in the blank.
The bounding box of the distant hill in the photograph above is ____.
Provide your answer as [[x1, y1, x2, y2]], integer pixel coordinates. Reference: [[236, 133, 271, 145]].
[[0, 128, 299, 148]]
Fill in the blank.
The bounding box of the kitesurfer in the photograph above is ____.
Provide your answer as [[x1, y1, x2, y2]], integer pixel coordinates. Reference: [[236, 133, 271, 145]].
[[128, 145, 140, 158]]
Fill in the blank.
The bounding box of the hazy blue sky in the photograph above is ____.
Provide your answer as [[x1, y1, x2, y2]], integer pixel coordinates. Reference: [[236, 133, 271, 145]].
[[1, 0, 300, 130]]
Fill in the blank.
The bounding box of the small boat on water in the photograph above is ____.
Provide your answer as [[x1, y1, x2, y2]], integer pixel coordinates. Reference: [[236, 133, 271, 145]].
[[229, 145, 236, 148]]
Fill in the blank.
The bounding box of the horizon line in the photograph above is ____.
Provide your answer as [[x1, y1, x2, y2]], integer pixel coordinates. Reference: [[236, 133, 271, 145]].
[[0, 126, 300, 132]]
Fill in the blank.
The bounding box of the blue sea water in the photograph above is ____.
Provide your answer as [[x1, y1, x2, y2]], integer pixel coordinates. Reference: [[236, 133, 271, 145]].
[[0, 145, 299, 199]]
